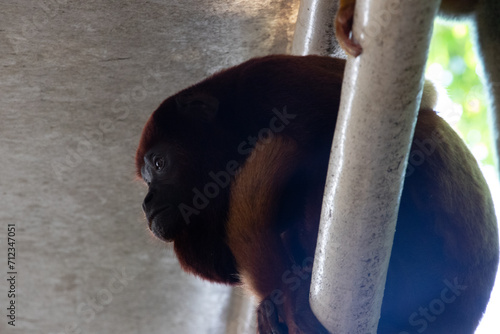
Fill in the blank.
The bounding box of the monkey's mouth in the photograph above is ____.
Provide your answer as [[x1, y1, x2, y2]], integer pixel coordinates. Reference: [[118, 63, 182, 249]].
[[146, 205, 177, 241], [146, 205, 172, 226]]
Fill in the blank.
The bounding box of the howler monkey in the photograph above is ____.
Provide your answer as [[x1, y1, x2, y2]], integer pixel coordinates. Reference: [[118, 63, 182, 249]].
[[136, 55, 498, 333]]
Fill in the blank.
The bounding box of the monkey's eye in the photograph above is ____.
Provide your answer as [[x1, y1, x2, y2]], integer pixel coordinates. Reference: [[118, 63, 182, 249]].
[[153, 157, 165, 171]]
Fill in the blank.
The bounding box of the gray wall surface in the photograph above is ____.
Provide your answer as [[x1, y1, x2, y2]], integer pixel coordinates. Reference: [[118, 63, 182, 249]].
[[0, 1, 298, 333]]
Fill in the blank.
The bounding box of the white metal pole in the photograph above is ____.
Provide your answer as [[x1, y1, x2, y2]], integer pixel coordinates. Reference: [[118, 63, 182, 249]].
[[309, 0, 441, 333], [291, 0, 343, 57]]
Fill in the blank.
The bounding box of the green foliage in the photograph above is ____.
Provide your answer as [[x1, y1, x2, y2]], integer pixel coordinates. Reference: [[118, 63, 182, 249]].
[[426, 21, 495, 166]]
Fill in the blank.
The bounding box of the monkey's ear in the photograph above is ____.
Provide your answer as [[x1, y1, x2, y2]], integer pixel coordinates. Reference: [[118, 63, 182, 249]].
[[176, 94, 219, 122]]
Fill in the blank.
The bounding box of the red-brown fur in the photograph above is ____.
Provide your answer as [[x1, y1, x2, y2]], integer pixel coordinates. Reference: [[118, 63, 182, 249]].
[[136, 55, 498, 333]]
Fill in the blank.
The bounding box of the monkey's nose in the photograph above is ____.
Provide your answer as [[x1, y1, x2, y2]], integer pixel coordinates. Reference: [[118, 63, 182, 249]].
[[142, 191, 154, 213]]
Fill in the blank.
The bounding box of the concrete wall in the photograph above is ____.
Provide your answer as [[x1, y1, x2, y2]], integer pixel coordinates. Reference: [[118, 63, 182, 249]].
[[0, 1, 298, 333]]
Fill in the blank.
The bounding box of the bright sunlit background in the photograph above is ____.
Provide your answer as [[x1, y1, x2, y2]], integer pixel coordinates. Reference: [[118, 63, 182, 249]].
[[425, 20, 500, 334]]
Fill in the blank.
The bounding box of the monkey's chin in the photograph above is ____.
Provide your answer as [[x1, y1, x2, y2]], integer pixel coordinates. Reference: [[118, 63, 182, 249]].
[[149, 216, 180, 242]]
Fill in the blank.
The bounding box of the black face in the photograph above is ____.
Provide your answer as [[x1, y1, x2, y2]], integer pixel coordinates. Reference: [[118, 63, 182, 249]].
[[138, 92, 250, 242], [141, 144, 181, 241]]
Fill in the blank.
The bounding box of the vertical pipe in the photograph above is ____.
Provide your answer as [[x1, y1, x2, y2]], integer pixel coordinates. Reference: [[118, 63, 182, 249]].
[[291, 0, 343, 57], [473, 0, 500, 172], [309, 0, 441, 332], [224, 288, 256, 334]]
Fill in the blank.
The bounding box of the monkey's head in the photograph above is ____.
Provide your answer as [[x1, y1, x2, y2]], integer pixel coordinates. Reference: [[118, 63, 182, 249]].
[[136, 54, 341, 245], [135, 89, 247, 242]]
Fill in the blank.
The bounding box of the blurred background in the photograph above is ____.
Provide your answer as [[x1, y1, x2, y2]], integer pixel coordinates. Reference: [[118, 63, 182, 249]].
[[0, 1, 498, 333], [426, 20, 500, 334]]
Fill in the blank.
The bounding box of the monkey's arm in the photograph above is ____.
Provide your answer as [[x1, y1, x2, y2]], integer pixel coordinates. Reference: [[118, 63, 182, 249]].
[[226, 136, 328, 334], [226, 136, 300, 298]]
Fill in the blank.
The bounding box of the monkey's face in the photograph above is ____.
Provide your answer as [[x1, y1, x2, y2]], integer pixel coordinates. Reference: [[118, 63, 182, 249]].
[[140, 143, 188, 241], [136, 94, 239, 242]]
